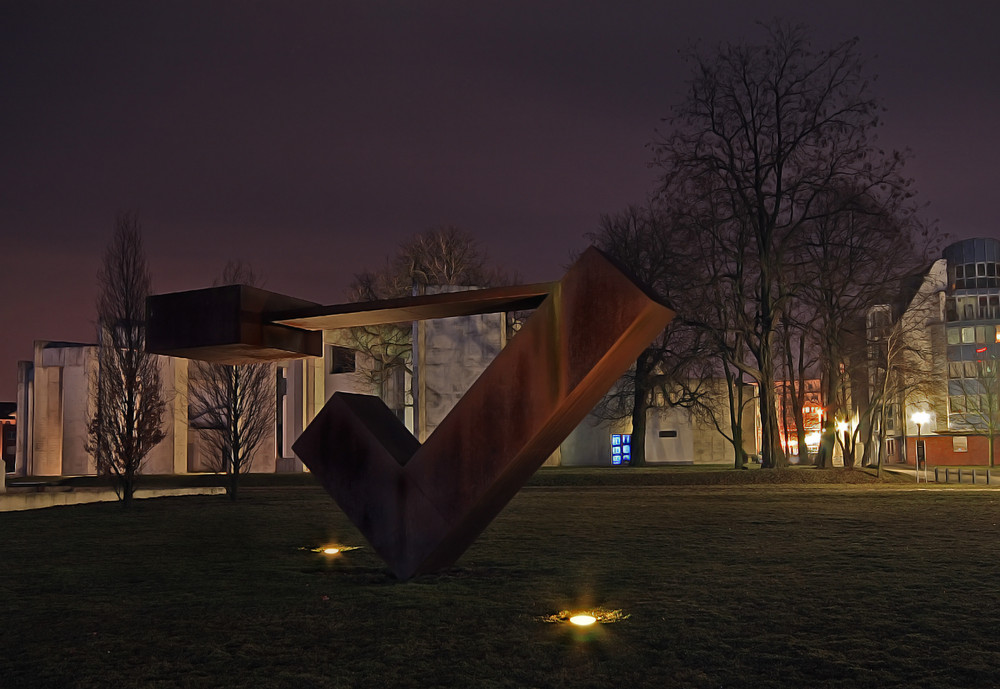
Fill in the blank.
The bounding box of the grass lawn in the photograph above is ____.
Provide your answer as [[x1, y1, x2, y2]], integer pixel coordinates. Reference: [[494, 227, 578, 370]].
[[2, 472, 999, 688]]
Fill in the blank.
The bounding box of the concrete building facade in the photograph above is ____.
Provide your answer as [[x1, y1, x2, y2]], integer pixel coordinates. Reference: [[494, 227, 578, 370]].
[[15, 290, 752, 476]]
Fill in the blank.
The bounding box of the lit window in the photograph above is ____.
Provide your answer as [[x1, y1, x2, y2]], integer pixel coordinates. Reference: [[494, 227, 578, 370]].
[[610, 434, 632, 466], [962, 327, 975, 343], [329, 346, 356, 374]]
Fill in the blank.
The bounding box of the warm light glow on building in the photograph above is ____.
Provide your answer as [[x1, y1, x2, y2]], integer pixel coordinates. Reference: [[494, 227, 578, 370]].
[[569, 614, 597, 626], [776, 380, 824, 455]]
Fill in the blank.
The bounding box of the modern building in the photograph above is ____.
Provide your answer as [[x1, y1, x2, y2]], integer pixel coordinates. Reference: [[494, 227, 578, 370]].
[[867, 237, 1000, 467], [13, 288, 751, 476]]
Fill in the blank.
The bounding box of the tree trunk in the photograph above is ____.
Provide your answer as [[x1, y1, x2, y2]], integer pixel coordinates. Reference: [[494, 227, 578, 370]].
[[722, 363, 746, 469], [122, 470, 135, 509], [757, 338, 786, 469], [815, 360, 842, 469], [629, 350, 652, 467]]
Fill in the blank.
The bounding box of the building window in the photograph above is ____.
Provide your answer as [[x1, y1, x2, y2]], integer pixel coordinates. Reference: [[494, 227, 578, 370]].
[[953, 436, 968, 453], [611, 434, 631, 466], [329, 346, 356, 374], [886, 438, 896, 457], [962, 327, 975, 344]]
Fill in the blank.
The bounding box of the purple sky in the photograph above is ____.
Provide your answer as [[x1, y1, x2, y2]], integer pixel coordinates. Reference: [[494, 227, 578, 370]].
[[3, 1, 999, 400]]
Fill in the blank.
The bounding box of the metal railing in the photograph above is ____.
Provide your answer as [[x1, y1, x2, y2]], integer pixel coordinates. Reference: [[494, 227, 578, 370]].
[[933, 467, 995, 485]]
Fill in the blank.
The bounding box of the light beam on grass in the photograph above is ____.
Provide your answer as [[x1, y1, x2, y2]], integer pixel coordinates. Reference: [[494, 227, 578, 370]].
[[540, 608, 628, 625], [300, 545, 362, 555]]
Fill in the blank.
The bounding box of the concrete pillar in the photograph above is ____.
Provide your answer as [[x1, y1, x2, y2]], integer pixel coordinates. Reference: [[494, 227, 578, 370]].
[[169, 358, 189, 474], [59, 346, 93, 475], [284, 360, 304, 459], [32, 343, 64, 476], [15, 361, 33, 477]]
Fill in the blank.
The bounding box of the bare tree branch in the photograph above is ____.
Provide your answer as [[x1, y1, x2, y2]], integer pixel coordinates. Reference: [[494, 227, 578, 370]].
[[87, 213, 165, 507]]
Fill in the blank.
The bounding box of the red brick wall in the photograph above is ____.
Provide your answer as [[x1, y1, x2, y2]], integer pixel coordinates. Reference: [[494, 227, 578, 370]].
[[906, 435, 999, 466]]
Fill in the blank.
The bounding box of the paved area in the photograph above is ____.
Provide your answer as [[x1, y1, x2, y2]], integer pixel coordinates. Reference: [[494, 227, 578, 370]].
[[0, 486, 225, 512]]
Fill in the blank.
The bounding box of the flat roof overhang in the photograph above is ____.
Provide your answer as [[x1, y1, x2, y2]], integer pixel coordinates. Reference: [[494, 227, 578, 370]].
[[146, 282, 554, 364], [270, 282, 553, 330]]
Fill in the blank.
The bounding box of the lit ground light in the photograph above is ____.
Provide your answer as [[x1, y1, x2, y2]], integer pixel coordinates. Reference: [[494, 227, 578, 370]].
[[301, 545, 361, 556], [541, 609, 629, 625]]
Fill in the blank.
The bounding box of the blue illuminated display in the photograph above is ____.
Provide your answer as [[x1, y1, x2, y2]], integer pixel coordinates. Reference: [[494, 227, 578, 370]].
[[610, 434, 632, 465]]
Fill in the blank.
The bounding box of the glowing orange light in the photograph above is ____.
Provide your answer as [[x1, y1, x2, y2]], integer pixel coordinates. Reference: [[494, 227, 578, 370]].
[[322, 547, 340, 555], [569, 615, 597, 626]]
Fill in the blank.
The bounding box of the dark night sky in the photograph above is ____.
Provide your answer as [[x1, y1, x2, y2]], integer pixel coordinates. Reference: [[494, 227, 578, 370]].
[[2, 1, 999, 400]]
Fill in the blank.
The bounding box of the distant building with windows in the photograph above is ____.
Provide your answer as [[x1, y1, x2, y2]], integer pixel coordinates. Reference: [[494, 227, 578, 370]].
[[866, 237, 1000, 467]]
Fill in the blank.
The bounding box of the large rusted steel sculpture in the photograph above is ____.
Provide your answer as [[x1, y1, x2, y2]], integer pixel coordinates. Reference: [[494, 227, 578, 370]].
[[146, 247, 673, 579], [292, 248, 673, 579]]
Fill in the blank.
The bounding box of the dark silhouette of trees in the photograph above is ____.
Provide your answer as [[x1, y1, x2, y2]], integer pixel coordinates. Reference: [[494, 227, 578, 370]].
[[87, 213, 165, 507], [189, 262, 275, 500], [797, 190, 935, 468], [588, 206, 710, 466], [651, 22, 926, 468]]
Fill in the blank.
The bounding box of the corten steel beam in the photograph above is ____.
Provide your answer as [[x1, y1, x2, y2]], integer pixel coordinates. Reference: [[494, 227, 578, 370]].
[[292, 247, 674, 579]]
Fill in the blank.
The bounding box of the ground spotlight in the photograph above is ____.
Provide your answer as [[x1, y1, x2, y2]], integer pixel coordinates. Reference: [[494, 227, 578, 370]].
[[540, 608, 628, 625]]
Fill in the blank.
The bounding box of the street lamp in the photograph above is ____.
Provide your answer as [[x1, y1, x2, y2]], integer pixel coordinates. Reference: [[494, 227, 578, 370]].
[[836, 420, 849, 464], [912, 411, 931, 482]]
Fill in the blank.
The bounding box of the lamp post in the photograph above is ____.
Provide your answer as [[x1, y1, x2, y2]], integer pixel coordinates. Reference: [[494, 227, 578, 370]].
[[912, 411, 930, 483], [836, 420, 849, 466]]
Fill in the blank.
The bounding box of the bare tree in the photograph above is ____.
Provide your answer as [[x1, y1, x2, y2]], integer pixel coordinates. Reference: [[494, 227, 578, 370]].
[[651, 22, 915, 468], [856, 271, 943, 476], [798, 188, 937, 468], [588, 206, 710, 466], [344, 226, 507, 401], [87, 213, 165, 507], [189, 262, 275, 500]]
